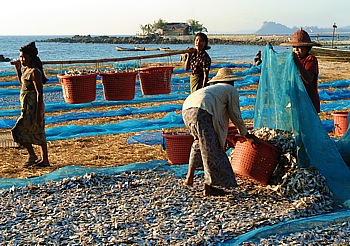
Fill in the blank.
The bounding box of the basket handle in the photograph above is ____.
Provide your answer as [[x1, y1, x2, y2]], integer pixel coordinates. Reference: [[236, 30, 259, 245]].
[[251, 141, 259, 149], [246, 135, 260, 149], [162, 130, 166, 150]]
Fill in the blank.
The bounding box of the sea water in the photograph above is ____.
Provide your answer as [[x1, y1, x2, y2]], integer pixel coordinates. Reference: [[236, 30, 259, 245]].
[[0, 35, 290, 72]]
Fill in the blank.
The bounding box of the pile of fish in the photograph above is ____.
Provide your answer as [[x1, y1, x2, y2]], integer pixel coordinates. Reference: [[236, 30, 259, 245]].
[[0, 167, 344, 245], [62, 69, 97, 76]]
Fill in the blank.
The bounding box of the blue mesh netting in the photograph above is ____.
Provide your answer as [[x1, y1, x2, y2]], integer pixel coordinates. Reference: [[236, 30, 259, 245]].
[[254, 44, 350, 205], [45, 112, 184, 141], [225, 210, 350, 245], [0, 160, 187, 190], [319, 79, 350, 89]]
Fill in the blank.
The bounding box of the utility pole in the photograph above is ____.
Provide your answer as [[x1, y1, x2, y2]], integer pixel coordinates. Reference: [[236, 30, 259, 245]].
[[331, 23, 337, 48]]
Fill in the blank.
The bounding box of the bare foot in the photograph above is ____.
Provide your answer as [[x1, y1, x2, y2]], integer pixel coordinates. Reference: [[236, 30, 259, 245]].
[[184, 167, 195, 186], [203, 184, 226, 197], [184, 179, 193, 187]]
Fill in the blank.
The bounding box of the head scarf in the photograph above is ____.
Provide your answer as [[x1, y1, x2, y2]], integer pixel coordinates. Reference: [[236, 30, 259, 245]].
[[20, 42, 47, 84]]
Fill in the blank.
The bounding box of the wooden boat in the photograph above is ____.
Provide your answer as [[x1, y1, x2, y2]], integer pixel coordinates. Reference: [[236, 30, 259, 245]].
[[134, 46, 145, 51], [115, 46, 135, 51], [145, 47, 159, 51], [116, 46, 157, 51], [159, 47, 171, 52], [311, 46, 350, 61], [159, 47, 182, 52]]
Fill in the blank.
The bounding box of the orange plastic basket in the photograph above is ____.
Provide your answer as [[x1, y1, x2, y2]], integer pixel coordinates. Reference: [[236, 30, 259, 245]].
[[162, 132, 194, 164], [100, 72, 137, 101], [57, 73, 97, 104], [230, 138, 280, 185], [332, 112, 349, 136], [226, 123, 254, 148], [138, 66, 173, 95]]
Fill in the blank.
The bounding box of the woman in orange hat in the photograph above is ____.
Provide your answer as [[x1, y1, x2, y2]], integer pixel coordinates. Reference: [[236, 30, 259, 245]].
[[280, 29, 322, 113]]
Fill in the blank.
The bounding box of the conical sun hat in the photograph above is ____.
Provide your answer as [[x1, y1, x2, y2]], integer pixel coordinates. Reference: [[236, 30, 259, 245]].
[[280, 28, 321, 47], [208, 68, 243, 83]]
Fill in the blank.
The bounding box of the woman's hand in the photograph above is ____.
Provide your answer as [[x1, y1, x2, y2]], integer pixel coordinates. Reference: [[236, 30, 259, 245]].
[[13, 60, 21, 72], [244, 133, 259, 146], [186, 47, 196, 54]]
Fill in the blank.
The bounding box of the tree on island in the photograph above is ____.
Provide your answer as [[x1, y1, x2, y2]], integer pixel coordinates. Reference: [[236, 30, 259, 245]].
[[139, 23, 154, 35], [140, 19, 167, 35], [139, 19, 207, 36], [153, 19, 167, 34], [187, 19, 208, 34]]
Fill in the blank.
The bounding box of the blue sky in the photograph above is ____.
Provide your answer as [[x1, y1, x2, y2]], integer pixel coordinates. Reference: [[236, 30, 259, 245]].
[[3, 0, 349, 35]]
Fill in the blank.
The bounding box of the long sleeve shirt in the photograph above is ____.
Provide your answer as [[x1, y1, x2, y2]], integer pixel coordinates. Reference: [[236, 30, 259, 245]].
[[182, 83, 247, 147]]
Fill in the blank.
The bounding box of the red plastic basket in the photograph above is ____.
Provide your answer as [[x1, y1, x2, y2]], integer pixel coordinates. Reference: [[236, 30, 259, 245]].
[[230, 138, 280, 185], [138, 66, 173, 95], [100, 72, 137, 100], [332, 112, 349, 136], [57, 73, 97, 104], [226, 123, 254, 148], [162, 132, 194, 164]]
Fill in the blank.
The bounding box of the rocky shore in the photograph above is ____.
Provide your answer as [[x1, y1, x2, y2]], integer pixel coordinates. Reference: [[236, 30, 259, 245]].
[[38, 34, 289, 46]]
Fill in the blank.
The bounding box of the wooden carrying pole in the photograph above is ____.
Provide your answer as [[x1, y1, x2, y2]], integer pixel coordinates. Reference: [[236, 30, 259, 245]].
[[11, 49, 193, 66]]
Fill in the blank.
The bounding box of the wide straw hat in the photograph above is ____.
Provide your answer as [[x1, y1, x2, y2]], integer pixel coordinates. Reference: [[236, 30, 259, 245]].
[[280, 28, 321, 47], [208, 68, 243, 83]]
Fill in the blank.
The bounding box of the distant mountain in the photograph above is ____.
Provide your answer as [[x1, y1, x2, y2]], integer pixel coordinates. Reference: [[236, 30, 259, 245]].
[[256, 22, 297, 35], [256, 21, 350, 35]]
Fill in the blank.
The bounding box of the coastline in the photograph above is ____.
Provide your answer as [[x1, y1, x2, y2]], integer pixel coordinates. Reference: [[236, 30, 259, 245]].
[[37, 34, 350, 50], [38, 34, 291, 46]]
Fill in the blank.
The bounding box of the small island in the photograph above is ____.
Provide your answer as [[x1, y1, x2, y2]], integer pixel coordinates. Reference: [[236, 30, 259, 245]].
[[0, 55, 11, 62], [38, 19, 289, 46], [38, 34, 288, 46]]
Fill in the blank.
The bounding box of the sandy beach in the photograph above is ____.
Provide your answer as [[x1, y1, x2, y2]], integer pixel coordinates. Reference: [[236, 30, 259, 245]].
[[0, 59, 348, 179], [0, 55, 349, 244]]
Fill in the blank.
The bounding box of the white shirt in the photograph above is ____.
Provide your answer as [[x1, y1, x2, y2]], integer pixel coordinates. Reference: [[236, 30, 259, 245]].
[[182, 83, 248, 147]]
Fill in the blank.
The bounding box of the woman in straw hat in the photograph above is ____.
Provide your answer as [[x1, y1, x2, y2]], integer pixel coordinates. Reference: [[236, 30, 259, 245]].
[[182, 68, 257, 196], [184, 32, 211, 93], [280, 28, 321, 113], [12, 42, 50, 168]]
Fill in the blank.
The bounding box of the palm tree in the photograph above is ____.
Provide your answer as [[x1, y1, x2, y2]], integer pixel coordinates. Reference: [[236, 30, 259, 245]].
[[153, 19, 167, 34], [140, 24, 154, 35], [187, 19, 208, 34]]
